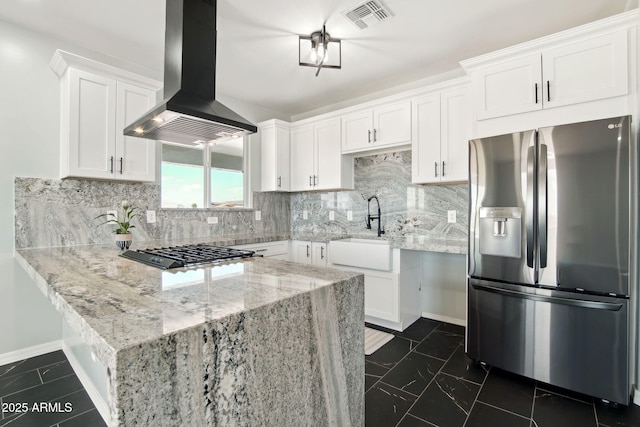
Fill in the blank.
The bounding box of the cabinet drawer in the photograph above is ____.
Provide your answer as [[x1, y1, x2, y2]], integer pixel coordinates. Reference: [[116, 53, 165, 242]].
[[232, 240, 289, 258]]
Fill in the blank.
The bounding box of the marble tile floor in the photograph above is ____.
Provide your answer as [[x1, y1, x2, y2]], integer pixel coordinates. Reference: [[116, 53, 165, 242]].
[[0, 351, 106, 427], [366, 318, 640, 427]]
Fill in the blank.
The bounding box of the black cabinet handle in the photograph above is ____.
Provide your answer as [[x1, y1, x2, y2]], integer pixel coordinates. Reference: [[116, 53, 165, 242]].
[[313, 175, 318, 186], [277, 176, 281, 188], [547, 80, 550, 102], [309, 175, 313, 187], [535, 83, 538, 104], [119, 157, 123, 174], [321, 246, 325, 259], [368, 130, 371, 143], [373, 129, 377, 142], [442, 161, 446, 176], [306, 244, 310, 257], [110, 156, 114, 174], [434, 162, 438, 177]]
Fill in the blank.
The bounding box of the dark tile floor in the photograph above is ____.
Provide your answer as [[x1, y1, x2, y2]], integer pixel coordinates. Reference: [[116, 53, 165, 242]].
[[366, 318, 640, 427], [3, 323, 640, 427], [0, 350, 106, 427]]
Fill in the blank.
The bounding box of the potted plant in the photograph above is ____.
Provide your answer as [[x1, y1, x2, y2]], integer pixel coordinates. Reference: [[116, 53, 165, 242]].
[[95, 201, 140, 250]]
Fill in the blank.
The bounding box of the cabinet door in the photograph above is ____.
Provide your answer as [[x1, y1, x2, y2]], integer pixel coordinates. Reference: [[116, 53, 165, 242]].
[[341, 109, 373, 153], [292, 241, 312, 265], [290, 125, 314, 191], [373, 101, 411, 148], [474, 54, 542, 120], [65, 68, 116, 179], [314, 118, 342, 190], [364, 273, 399, 322], [542, 31, 628, 109], [411, 93, 441, 184], [115, 82, 156, 182], [440, 86, 470, 182], [312, 242, 327, 266], [260, 123, 290, 191]]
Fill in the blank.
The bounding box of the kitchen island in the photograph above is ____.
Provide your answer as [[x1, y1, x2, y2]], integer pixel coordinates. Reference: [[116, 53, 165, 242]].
[[15, 242, 364, 426]]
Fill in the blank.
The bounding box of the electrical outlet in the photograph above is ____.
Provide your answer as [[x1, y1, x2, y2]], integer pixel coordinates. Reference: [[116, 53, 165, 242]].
[[447, 210, 457, 223], [255, 210, 261, 221], [146, 210, 156, 224], [303, 210, 308, 220], [107, 210, 117, 221], [207, 216, 218, 225], [329, 211, 335, 221], [347, 210, 353, 221]]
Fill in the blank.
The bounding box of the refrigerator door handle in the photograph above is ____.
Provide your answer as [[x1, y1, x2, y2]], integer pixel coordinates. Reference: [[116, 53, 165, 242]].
[[538, 143, 548, 268], [526, 146, 535, 268], [471, 282, 623, 311]]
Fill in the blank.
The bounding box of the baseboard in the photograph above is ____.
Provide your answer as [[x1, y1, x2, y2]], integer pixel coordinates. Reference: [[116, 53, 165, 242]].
[[61, 342, 111, 426], [634, 387, 640, 406], [0, 340, 63, 366], [422, 312, 466, 327]]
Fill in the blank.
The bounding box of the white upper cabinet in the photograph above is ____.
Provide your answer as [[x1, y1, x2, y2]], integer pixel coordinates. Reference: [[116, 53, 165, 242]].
[[259, 119, 290, 191], [290, 118, 353, 191], [341, 101, 411, 153], [467, 29, 629, 121], [51, 50, 161, 182], [412, 83, 471, 184]]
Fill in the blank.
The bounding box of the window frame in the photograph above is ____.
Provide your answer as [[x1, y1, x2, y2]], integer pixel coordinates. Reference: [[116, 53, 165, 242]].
[[160, 137, 252, 210]]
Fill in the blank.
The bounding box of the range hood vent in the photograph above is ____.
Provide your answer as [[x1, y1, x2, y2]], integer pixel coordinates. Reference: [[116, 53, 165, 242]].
[[124, 0, 257, 145]]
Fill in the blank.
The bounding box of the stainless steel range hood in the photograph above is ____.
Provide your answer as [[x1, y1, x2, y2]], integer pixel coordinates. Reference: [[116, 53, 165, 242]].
[[124, 0, 257, 146]]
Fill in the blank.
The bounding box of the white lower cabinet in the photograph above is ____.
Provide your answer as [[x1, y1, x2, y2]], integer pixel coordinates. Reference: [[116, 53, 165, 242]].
[[329, 248, 422, 331], [231, 240, 290, 261], [291, 241, 327, 266]]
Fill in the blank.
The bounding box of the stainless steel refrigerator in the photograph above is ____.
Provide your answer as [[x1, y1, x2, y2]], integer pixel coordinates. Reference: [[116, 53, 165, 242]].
[[467, 115, 632, 404]]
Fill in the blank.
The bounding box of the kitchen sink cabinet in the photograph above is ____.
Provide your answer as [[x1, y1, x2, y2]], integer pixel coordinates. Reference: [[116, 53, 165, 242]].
[[290, 118, 353, 191], [341, 100, 411, 154], [51, 50, 161, 182], [329, 247, 422, 331], [259, 119, 290, 192], [466, 29, 628, 120], [412, 83, 470, 184], [291, 241, 327, 266]]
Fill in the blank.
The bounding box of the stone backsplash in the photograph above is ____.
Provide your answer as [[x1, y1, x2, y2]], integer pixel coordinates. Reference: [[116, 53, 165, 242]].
[[290, 151, 468, 240], [14, 178, 290, 249]]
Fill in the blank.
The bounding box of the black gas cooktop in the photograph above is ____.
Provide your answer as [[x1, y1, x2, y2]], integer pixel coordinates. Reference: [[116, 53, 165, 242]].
[[120, 244, 256, 269]]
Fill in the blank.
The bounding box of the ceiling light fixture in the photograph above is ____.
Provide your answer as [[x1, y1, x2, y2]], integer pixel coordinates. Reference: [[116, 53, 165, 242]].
[[299, 25, 341, 77]]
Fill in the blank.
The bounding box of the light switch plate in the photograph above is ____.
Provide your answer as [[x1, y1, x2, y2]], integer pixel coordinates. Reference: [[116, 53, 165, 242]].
[[303, 210, 308, 220], [146, 210, 156, 224], [329, 211, 335, 221], [447, 210, 457, 223], [347, 211, 353, 221], [207, 216, 218, 224], [255, 210, 261, 221]]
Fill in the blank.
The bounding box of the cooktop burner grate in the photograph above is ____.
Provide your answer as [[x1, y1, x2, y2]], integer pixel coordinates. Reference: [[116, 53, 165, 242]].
[[120, 244, 256, 269]]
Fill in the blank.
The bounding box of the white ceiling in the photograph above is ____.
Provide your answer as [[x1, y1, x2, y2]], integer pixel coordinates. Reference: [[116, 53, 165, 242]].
[[0, 0, 634, 118]]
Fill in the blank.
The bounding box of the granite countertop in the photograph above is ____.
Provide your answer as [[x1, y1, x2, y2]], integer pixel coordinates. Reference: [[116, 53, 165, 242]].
[[15, 237, 360, 368]]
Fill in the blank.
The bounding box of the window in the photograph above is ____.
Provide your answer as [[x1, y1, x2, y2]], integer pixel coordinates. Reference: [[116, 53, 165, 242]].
[[161, 139, 248, 209]]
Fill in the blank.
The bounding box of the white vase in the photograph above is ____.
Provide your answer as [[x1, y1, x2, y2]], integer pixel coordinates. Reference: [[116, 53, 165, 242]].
[[115, 233, 132, 250]]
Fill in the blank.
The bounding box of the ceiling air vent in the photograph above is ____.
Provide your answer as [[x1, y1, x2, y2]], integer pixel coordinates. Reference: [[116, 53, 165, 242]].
[[342, 0, 393, 30]]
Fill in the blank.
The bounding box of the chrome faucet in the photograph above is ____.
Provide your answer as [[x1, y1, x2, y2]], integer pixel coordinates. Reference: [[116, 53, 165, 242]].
[[366, 195, 385, 237]]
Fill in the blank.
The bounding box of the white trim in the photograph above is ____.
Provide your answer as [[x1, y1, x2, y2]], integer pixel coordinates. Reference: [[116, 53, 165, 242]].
[[0, 340, 62, 366], [50, 50, 162, 91], [421, 312, 466, 327], [61, 342, 111, 426], [634, 387, 640, 406]]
